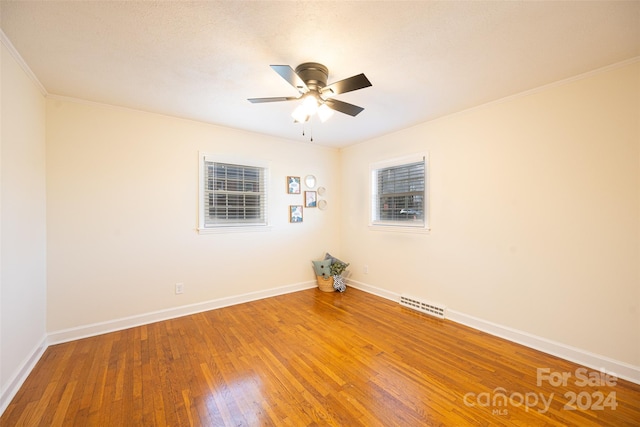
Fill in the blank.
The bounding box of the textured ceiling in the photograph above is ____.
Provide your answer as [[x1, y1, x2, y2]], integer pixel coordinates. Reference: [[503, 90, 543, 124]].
[[1, 1, 639, 147]]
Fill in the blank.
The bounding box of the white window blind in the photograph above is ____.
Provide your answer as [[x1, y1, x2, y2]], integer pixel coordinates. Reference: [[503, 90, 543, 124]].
[[200, 155, 268, 230], [371, 154, 427, 229]]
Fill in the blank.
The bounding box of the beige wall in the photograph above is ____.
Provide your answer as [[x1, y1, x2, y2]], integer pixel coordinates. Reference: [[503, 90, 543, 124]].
[[0, 42, 47, 401], [46, 99, 341, 331], [341, 61, 640, 366]]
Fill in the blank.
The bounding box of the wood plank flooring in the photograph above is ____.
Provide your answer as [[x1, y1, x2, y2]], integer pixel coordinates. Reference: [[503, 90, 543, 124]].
[[2, 288, 639, 426]]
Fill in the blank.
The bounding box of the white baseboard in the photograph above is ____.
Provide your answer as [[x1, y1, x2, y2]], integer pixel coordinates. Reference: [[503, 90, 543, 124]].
[[347, 279, 640, 385], [347, 279, 400, 302], [48, 280, 316, 345], [0, 334, 48, 416]]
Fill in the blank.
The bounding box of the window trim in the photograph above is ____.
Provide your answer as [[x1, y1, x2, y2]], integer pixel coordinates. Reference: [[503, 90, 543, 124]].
[[198, 153, 271, 234], [369, 153, 430, 233]]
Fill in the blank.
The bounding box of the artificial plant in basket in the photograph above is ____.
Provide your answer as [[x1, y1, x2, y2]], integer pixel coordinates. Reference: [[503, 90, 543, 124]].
[[329, 259, 349, 292]]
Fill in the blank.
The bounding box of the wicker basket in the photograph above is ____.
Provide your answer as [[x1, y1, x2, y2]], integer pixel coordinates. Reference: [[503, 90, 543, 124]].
[[316, 275, 335, 292]]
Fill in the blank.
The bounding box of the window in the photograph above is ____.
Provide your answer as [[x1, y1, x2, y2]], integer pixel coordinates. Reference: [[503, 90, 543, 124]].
[[371, 154, 428, 230], [199, 154, 268, 231]]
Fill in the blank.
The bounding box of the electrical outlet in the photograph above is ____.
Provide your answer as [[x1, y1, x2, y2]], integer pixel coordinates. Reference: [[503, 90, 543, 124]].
[[364, 265, 369, 274], [175, 283, 184, 294]]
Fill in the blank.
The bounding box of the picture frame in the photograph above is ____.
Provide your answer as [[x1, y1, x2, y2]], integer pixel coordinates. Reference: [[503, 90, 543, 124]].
[[289, 205, 303, 223], [304, 191, 317, 208], [287, 176, 301, 194]]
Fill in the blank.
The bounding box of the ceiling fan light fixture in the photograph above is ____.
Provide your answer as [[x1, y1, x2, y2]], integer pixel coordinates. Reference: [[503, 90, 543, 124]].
[[302, 94, 319, 115], [292, 94, 321, 122], [291, 104, 309, 123], [317, 103, 334, 122]]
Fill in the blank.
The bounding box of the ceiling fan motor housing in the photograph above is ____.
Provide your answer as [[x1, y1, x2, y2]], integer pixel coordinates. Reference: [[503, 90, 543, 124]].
[[295, 62, 328, 91]]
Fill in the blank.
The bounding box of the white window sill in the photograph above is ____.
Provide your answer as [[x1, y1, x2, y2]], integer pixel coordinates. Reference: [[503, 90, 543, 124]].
[[368, 224, 431, 234], [198, 225, 272, 234]]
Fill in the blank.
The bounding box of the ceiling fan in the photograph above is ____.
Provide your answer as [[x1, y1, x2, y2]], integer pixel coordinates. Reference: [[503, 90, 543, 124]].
[[248, 62, 372, 123]]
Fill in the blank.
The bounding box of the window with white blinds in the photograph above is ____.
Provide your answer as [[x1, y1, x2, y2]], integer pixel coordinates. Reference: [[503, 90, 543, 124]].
[[371, 154, 427, 229], [199, 155, 268, 230]]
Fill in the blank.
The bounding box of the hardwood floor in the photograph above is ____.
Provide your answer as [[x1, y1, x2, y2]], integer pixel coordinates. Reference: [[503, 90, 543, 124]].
[[2, 287, 639, 426]]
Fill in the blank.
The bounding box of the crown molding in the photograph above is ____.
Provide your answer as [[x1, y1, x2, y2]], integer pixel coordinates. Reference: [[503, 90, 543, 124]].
[[1, 29, 47, 96]]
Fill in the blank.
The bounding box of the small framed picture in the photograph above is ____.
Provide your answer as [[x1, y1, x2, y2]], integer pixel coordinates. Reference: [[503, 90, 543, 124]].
[[305, 191, 317, 208], [289, 205, 303, 222], [287, 176, 301, 194]]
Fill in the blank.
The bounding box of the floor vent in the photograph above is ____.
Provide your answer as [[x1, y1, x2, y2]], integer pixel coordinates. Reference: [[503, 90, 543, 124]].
[[399, 295, 446, 319]]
